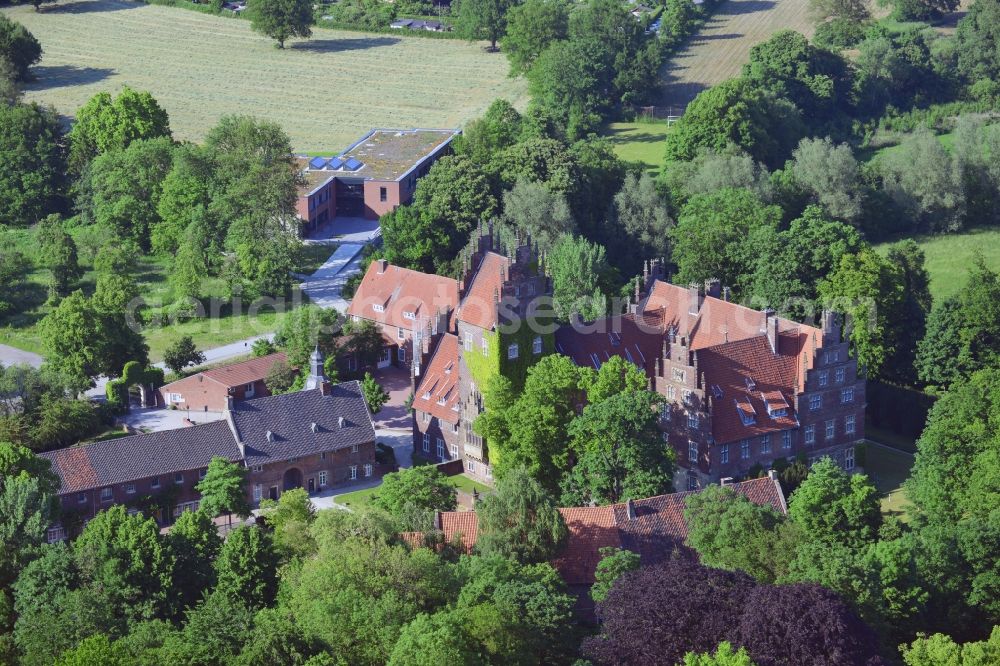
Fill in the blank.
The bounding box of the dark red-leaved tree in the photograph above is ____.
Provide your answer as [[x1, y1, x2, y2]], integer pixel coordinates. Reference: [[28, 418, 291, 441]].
[[734, 583, 887, 666], [583, 556, 753, 665]]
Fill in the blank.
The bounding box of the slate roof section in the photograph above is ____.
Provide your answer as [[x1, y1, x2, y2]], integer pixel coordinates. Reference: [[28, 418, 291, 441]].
[[419, 477, 786, 585], [231, 381, 376, 467], [413, 334, 460, 425], [346, 260, 459, 332], [455, 252, 509, 331], [199, 352, 288, 387], [41, 420, 241, 494]]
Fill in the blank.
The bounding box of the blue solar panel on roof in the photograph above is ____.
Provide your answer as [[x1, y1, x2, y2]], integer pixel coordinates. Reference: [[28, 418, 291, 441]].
[[345, 158, 363, 170], [309, 157, 327, 169], [328, 157, 345, 169]]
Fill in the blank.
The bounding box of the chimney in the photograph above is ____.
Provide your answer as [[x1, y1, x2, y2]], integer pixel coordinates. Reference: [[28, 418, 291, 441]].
[[764, 308, 778, 354], [265, 430, 274, 442], [338, 416, 345, 428], [687, 283, 703, 316], [767, 469, 778, 481], [376, 259, 387, 274], [720, 477, 734, 487], [310, 422, 319, 434], [626, 498, 637, 520], [704, 278, 721, 299], [821, 309, 840, 343], [226, 395, 234, 412], [433, 511, 442, 530]]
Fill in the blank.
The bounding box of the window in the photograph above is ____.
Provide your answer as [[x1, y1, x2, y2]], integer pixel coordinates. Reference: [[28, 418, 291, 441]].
[[841, 388, 854, 403], [252, 465, 264, 473], [835, 367, 845, 383], [422, 433, 430, 452], [77, 492, 87, 504], [125, 482, 136, 494], [720, 445, 729, 464], [845, 414, 856, 435], [319, 471, 327, 487], [364, 464, 372, 478], [825, 419, 835, 440], [805, 424, 816, 445], [830, 350, 840, 363], [437, 438, 445, 459], [422, 410, 430, 423], [761, 434, 771, 453], [169, 393, 182, 403], [507, 343, 519, 360], [687, 412, 699, 430], [320, 452, 327, 460], [373, 304, 384, 313], [672, 368, 686, 383], [350, 466, 358, 480], [844, 447, 855, 470], [809, 394, 822, 411], [662, 432, 670, 442], [481, 338, 488, 356], [449, 442, 458, 457], [398, 347, 406, 362], [485, 466, 493, 479], [174, 473, 184, 485], [151, 477, 160, 488], [398, 327, 405, 340], [688, 441, 698, 462], [660, 403, 671, 421], [403, 311, 416, 320], [533, 336, 542, 354], [379, 186, 387, 202], [682, 389, 693, 404], [47, 527, 66, 543], [781, 430, 791, 450], [100, 487, 113, 501], [666, 385, 676, 400], [245, 382, 255, 398], [351, 443, 359, 453], [819, 370, 829, 387], [199, 468, 207, 479], [467, 460, 476, 474], [464, 336, 472, 351], [740, 439, 750, 460], [253, 484, 262, 501]]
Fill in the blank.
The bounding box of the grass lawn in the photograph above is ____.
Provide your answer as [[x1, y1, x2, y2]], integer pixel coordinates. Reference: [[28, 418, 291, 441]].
[[875, 227, 1000, 305], [604, 121, 670, 173], [3, 0, 527, 153], [0, 227, 334, 362], [331, 473, 492, 511], [863, 442, 915, 522]]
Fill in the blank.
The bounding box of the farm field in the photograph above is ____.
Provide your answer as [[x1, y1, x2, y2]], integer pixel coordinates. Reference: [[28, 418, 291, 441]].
[[2, 0, 527, 153], [875, 228, 1000, 305], [655, 0, 814, 108]]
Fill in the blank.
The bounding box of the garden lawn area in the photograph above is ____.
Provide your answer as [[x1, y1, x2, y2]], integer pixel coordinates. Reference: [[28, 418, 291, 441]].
[[863, 442, 915, 522], [875, 228, 1000, 305], [331, 474, 492, 510], [3, 0, 528, 153], [604, 121, 670, 173]]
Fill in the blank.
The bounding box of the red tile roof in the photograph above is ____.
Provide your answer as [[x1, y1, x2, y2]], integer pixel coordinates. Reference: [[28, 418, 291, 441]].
[[555, 311, 665, 377], [413, 334, 460, 425], [415, 477, 786, 585], [197, 352, 288, 388], [347, 260, 459, 332], [699, 332, 810, 444], [455, 252, 509, 330], [47, 446, 99, 494]]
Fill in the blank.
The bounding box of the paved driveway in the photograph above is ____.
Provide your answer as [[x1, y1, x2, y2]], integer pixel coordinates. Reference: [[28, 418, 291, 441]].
[[121, 406, 224, 432], [0, 344, 43, 368], [300, 244, 365, 312]]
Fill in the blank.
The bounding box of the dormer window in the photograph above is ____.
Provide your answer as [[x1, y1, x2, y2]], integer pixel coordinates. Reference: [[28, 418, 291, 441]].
[[744, 377, 756, 391], [735, 397, 756, 426], [761, 390, 790, 418], [711, 385, 723, 399], [672, 368, 686, 383], [373, 304, 385, 313], [403, 311, 416, 320]]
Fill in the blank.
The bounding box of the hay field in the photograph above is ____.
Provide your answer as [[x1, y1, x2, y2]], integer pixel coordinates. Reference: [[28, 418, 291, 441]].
[[656, 0, 814, 107], [3, 0, 527, 152]]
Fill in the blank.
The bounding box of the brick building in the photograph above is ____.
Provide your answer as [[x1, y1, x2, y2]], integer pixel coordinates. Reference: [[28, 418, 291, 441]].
[[157, 352, 288, 413], [295, 128, 459, 234], [41, 352, 376, 537], [405, 476, 787, 597], [556, 271, 866, 489], [346, 259, 459, 369]]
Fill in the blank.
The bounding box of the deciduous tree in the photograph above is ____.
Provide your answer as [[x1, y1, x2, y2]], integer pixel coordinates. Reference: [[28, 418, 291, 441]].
[[68, 87, 170, 176], [35, 215, 82, 299], [373, 465, 458, 526], [501, 0, 569, 74], [0, 16, 41, 82], [476, 466, 567, 564], [196, 457, 250, 526], [0, 101, 65, 228], [162, 335, 206, 376], [248, 0, 314, 47], [360, 372, 389, 414], [214, 526, 279, 610]]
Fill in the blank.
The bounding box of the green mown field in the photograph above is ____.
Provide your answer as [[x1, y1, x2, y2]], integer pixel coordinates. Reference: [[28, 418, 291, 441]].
[[3, 0, 527, 153], [876, 228, 1000, 305]]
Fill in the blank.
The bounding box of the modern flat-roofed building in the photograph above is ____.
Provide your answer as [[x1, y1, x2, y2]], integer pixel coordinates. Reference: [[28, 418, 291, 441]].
[[295, 128, 459, 234]]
